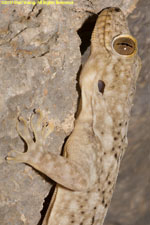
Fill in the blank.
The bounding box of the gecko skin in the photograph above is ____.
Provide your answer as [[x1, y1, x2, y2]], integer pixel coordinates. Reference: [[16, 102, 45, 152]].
[[7, 7, 141, 225]]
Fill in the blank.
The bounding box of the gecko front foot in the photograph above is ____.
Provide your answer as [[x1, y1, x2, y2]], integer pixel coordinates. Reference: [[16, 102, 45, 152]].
[[6, 109, 54, 164]]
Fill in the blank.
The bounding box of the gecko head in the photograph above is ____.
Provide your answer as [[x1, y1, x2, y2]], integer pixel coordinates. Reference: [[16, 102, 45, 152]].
[[90, 7, 141, 122], [91, 7, 141, 88], [91, 7, 138, 58]]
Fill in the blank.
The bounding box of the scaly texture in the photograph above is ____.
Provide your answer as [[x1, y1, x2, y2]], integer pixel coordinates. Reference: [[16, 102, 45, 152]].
[[7, 7, 141, 225]]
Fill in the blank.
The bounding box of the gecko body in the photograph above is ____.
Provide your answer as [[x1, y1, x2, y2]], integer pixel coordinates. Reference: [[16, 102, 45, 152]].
[[7, 7, 141, 225]]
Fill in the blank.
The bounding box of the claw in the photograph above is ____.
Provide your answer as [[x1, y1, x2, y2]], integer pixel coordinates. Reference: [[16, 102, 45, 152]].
[[42, 121, 54, 138], [30, 109, 43, 140]]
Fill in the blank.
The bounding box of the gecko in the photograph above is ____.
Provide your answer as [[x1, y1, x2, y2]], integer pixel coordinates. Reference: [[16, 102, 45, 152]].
[[7, 7, 141, 225]]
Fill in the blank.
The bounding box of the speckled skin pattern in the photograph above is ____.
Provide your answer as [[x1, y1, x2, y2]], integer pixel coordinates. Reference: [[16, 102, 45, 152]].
[[7, 7, 141, 225]]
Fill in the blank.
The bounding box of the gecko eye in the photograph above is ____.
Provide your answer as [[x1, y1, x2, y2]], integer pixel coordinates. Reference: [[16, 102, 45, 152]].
[[98, 80, 105, 94], [112, 35, 137, 56]]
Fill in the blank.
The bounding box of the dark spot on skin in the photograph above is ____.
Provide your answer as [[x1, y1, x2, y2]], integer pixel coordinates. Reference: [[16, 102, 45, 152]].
[[94, 206, 97, 210], [71, 221, 74, 223], [102, 198, 105, 204], [114, 153, 118, 159], [80, 223, 83, 225], [114, 7, 121, 12], [102, 190, 105, 194], [45, 122, 49, 127], [117, 132, 120, 135], [106, 173, 110, 180], [125, 121, 128, 125], [119, 123, 122, 126], [112, 147, 115, 151], [118, 145, 121, 149], [98, 188, 100, 192], [98, 80, 105, 94], [80, 205, 83, 208], [114, 137, 118, 141], [33, 108, 36, 113], [104, 152, 106, 155], [81, 211, 85, 214], [92, 216, 95, 224], [105, 204, 108, 208], [108, 181, 111, 185], [106, 22, 111, 26], [101, 131, 104, 135]]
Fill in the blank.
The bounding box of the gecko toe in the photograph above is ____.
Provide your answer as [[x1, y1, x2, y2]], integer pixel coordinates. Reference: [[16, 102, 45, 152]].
[[30, 109, 43, 139], [30, 109, 54, 141], [42, 120, 54, 139], [6, 150, 28, 164], [17, 116, 34, 146]]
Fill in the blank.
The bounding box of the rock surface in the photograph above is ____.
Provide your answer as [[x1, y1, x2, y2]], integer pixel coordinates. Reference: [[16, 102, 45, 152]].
[[0, 0, 149, 225]]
